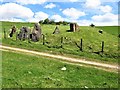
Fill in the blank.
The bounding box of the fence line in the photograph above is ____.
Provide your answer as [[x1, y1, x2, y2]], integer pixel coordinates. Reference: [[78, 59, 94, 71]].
[[3, 27, 105, 54]]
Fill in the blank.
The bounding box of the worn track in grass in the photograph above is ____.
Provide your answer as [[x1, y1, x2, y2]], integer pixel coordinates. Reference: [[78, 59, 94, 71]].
[[0, 45, 119, 73]]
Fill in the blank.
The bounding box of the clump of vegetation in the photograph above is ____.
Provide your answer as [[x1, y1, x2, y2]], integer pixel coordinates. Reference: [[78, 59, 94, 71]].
[[90, 23, 95, 27], [39, 18, 70, 25]]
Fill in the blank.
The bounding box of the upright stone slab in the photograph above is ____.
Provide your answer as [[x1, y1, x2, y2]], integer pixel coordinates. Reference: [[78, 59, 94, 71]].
[[31, 23, 42, 42], [18, 26, 30, 40], [70, 23, 79, 32], [53, 26, 60, 34]]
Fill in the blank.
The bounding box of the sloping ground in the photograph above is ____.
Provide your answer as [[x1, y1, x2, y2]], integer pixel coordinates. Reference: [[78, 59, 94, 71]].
[[1, 21, 119, 64], [96, 26, 118, 36], [1, 45, 118, 72], [2, 50, 118, 88]]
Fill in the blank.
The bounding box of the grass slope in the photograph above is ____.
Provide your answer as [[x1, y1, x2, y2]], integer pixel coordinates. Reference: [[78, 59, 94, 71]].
[[96, 26, 118, 36], [2, 51, 118, 88], [1, 21, 119, 64]]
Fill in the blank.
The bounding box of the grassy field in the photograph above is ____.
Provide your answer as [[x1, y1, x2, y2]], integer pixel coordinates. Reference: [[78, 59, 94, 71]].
[[2, 51, 118, 88], [96, 26, 118, 36], [1, 21, 119, 64]]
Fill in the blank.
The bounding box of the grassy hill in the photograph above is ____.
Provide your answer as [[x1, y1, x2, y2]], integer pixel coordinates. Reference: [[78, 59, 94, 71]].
[[1, 21, 119, 64], [96, 26, 118, 36], [2, 51, 118, 88]]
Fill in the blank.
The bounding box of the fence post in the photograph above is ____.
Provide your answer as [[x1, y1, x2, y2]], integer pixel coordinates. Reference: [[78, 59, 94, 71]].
[[101, 41, 104, 53], [28, 33, 31, 43], [61, 37, 64, 48], [43, 34, 45, 45], [4, 28, 6, 39], [80, 39, 83, 51], [16, 32, 18, 41]]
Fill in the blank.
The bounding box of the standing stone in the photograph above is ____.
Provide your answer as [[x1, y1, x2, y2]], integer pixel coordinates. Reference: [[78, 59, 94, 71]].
[[70, 23, 79, 32], [9, 25, 16, 37], [53, 26, 60, 34], [18, 26, 30, 40], [4, 28, 6, 39], [31, 23, 42, 42]]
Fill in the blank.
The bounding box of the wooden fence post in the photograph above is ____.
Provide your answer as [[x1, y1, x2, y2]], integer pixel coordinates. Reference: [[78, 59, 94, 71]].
[[80, 39, 83, 51], [4, 28, 6, 39], [42, 34, 45, 45], [61, 37, 64, 48], [16, 32, 18, 41], [28, 33, 31, 43], [101, 41, 104, 53]]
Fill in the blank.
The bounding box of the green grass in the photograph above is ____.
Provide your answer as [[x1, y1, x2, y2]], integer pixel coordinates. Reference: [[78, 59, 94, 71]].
[[1, 21, 34, 32], [1, 21, 119, 64], [2, 51, 118, 88], [96, 26, 118, 36]]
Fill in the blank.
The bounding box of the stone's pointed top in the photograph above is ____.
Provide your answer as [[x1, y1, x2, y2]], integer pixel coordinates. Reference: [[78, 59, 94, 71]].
[[35, 23, 40, 26], [12, 25, 16, 28], [53, 26, 60, 34], [35, 23, 38, 25], [34, 23, 41, 32], [31, 23, 42, 42], [56, 25, 59, 28], [9, 25, 17, 37]]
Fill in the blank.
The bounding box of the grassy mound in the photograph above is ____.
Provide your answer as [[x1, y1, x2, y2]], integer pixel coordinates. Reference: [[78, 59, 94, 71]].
[[1, 21, 119, 63]]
